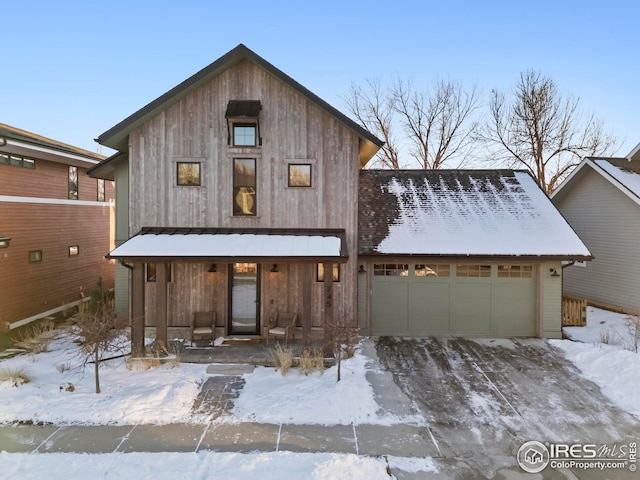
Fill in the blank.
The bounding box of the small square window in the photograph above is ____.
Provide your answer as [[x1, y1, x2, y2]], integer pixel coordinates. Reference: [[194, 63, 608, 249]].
[[177, 162, 201, 186], [29, 250, 42, 263], [288, 164, 312, 187], [69, 245, 79, 256], [317, 263, 340, 282], [233, 123, 257, 147]]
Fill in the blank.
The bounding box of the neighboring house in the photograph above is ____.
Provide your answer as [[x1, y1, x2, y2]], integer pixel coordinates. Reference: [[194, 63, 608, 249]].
[[0, 123, 114, 331], [88, 44, 589, 351], [357, 170, 591, 338], [551, 151, 640, 314], [88, 44, 383, 355]]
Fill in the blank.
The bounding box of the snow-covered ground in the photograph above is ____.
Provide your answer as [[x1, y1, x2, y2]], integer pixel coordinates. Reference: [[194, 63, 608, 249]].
[[1, 306, 638, 478]]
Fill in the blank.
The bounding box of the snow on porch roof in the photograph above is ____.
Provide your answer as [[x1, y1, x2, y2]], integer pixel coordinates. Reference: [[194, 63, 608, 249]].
[[107, 227, 348, 261], [359, 170, 591, 259]]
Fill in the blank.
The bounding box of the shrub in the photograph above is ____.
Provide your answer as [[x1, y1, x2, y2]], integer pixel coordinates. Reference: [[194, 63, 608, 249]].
[[12, 319, 57, 354], [599, 329, 620, 346], [0, 366, 31, 387], [272, 343, 293, 375]]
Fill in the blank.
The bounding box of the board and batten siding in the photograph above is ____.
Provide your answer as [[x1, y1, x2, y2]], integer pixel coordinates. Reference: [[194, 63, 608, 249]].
[[128, 59, 360, 328], [539, 261, 563, 338], [555, 168, 640, 314]]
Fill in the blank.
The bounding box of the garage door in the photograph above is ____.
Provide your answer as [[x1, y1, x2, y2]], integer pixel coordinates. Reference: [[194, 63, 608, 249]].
[[371, 263, 536, 336]]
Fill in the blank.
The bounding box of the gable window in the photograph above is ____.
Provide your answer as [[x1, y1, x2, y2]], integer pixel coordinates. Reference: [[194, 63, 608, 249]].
[[233, 158, 256, 216], [288, 164, 312, 187], [498, 265, 533, 278], [317, 263, 340, 282], [233, 124, 257, 147], [456, 264, 491, 277], [373, 263, 409, 276], [97, 179, 105, 201], [226, 100, 262, 146], [68, 166, 78, 200], [415, 264, 450, 277], [177, 162, 201, 186]]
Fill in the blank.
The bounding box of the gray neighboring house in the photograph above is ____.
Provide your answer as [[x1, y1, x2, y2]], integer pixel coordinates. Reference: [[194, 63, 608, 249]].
[[357, 169, 591, 339], [551, 145, 640, 314]]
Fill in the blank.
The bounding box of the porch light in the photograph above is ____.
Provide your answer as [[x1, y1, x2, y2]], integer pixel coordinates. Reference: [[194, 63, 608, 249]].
[[270, 263, 279, 273], [358, 265, 366, 273], [0, 236, 11, 249], [549, 268, 560, 277], [208, 264, 217, 273]]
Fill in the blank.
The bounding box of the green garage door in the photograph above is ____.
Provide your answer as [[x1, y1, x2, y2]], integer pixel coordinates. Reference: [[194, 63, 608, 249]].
[[371, 263, 536, 336]]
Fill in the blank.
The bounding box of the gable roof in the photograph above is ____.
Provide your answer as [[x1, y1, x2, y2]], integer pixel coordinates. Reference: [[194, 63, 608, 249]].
[[0, 123, 104, 167], [359, 169, 591, 259], [95, 44, 383, 160], [551, 157, 640, 207]]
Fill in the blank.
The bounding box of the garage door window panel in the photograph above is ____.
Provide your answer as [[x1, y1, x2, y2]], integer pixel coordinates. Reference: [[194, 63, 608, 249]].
[[498, 265, 533, 278], [374, 264, 409, 276], [456, 264, 491, 278], [415, 264, 450, 277]]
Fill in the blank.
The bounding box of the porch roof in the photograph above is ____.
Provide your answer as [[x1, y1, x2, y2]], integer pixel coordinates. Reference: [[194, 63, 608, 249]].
[[107, 227, 349, 262]]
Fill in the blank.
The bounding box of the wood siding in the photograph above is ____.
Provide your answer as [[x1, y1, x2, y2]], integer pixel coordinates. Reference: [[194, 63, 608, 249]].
[[540, 260, 563, 338], [555, 169, 640, 314], [127, 60, 360, 331]]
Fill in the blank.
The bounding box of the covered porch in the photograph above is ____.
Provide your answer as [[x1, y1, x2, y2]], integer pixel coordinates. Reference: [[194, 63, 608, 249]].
[[107, 227, 350, 358]]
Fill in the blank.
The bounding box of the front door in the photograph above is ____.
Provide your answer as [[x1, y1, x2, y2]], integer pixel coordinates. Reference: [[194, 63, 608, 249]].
[[229, 263, 260, 335]]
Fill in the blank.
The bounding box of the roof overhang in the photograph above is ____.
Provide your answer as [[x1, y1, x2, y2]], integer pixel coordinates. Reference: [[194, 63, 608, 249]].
[[0, 137, 102, 168], [357, 253, 593, 261], [87, 152, 127, 181], [107, 227, 349, 263]]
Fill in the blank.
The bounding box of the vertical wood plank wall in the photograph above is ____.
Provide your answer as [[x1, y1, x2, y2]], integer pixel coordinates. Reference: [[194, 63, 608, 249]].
[[130, 60, 359, 329]]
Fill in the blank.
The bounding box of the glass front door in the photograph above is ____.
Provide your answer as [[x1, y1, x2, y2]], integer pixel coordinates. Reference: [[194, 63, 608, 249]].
[[229, 263, 260, 334]]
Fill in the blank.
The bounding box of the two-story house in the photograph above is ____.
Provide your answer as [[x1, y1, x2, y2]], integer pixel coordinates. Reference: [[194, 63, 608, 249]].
[[89, 44, 383, 355], [0, 123, 114, 331]]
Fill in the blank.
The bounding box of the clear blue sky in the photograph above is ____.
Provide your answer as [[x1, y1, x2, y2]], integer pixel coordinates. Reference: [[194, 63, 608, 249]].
[[4, 0, 639, 157]]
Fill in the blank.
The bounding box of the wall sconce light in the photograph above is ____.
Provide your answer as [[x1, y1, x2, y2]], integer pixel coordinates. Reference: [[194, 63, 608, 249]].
[[270, 263, 279, 273], [207, 263, 217, 273], [549, 268, 560, 277], [0, 236, 11, 249], [358, 265, 366, 273]]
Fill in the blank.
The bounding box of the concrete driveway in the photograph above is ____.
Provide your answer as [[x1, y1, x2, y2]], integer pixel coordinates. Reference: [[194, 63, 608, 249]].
[[373, 336, 639, 479]]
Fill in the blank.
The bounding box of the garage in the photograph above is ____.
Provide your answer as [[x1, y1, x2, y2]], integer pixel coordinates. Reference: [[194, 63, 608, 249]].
[[370, 262, 536, 336]]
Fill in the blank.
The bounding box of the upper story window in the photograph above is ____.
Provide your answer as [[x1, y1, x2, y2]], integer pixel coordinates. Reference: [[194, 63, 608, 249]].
[[0, 153, 36, 169], [68, 166, 78, 200], [233, 124, 257, 147], [226, 100, 262, 147], [176, 162, 201, 186], [288, 164, 312, 187], [233, 158, 257, 216]]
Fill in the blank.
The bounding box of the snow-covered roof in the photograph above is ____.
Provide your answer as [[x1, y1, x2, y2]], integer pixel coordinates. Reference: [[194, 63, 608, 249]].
[[359, 170, 591, 258], [108, 228, 348, 261], [593, 159, 640, 200]]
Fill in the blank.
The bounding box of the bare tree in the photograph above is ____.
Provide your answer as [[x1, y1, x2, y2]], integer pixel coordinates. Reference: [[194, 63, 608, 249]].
[[344, 78, 402, 169], [393, 79, 480, 169], [479, 70, 617, 193]]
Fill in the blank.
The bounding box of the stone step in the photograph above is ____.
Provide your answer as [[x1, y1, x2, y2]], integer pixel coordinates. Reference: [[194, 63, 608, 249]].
[[206, 364, 255, 375]]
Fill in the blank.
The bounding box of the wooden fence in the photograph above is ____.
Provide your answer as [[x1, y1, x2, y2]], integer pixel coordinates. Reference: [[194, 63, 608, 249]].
[[562, 295, 587, 326]]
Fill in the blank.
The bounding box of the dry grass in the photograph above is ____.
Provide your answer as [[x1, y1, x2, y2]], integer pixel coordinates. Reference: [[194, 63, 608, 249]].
[[12, 320, 57, 354], [599, 329, 620, 346], [0, 366, 32, 387], [272, 343, 293, 375]]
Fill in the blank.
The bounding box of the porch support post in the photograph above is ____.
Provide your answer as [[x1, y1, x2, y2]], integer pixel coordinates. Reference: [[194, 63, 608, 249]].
[[323, 262, 334, 357], [155, 262, 168, 354], [130, 263, 145, 357], [302, 263, 313, 343]]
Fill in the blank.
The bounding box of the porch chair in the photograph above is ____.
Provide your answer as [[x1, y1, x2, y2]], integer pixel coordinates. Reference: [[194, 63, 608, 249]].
[[191, 311, 216, 344], [265, 312, 298, 345]]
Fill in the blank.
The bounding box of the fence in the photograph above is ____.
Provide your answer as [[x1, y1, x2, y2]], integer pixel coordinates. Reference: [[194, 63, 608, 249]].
[[562, 295, 587, 326]]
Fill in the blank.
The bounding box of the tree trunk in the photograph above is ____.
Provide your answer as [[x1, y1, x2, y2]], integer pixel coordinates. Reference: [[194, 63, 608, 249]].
[[94, 343, 101, 394]]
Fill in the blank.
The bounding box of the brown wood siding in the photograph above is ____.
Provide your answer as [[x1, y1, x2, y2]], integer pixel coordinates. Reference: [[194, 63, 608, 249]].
[[0, 160, 113, 202], [0, 201, 115, 330], [130, 60, 359, 330]]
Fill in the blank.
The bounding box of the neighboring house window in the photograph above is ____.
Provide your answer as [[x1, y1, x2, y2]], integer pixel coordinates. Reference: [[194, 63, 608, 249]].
[[316, 263, 340, 282], [373, 264, 409, 276], [97, 179, 105, 201], [233, 158, 256, 216], [68, 245, 79, 256], [176, 162, 201, 186], [288, 164, 312, 187], [498, 265, 533, 278], [0, 153, 35, 168], [415, 264, 450, 277], [146, 263, 172, 282], [29, 250, 42, 263], [456, 264, 491, 277], [68, 166, 78, 200], [233, 123, 257, 147]]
